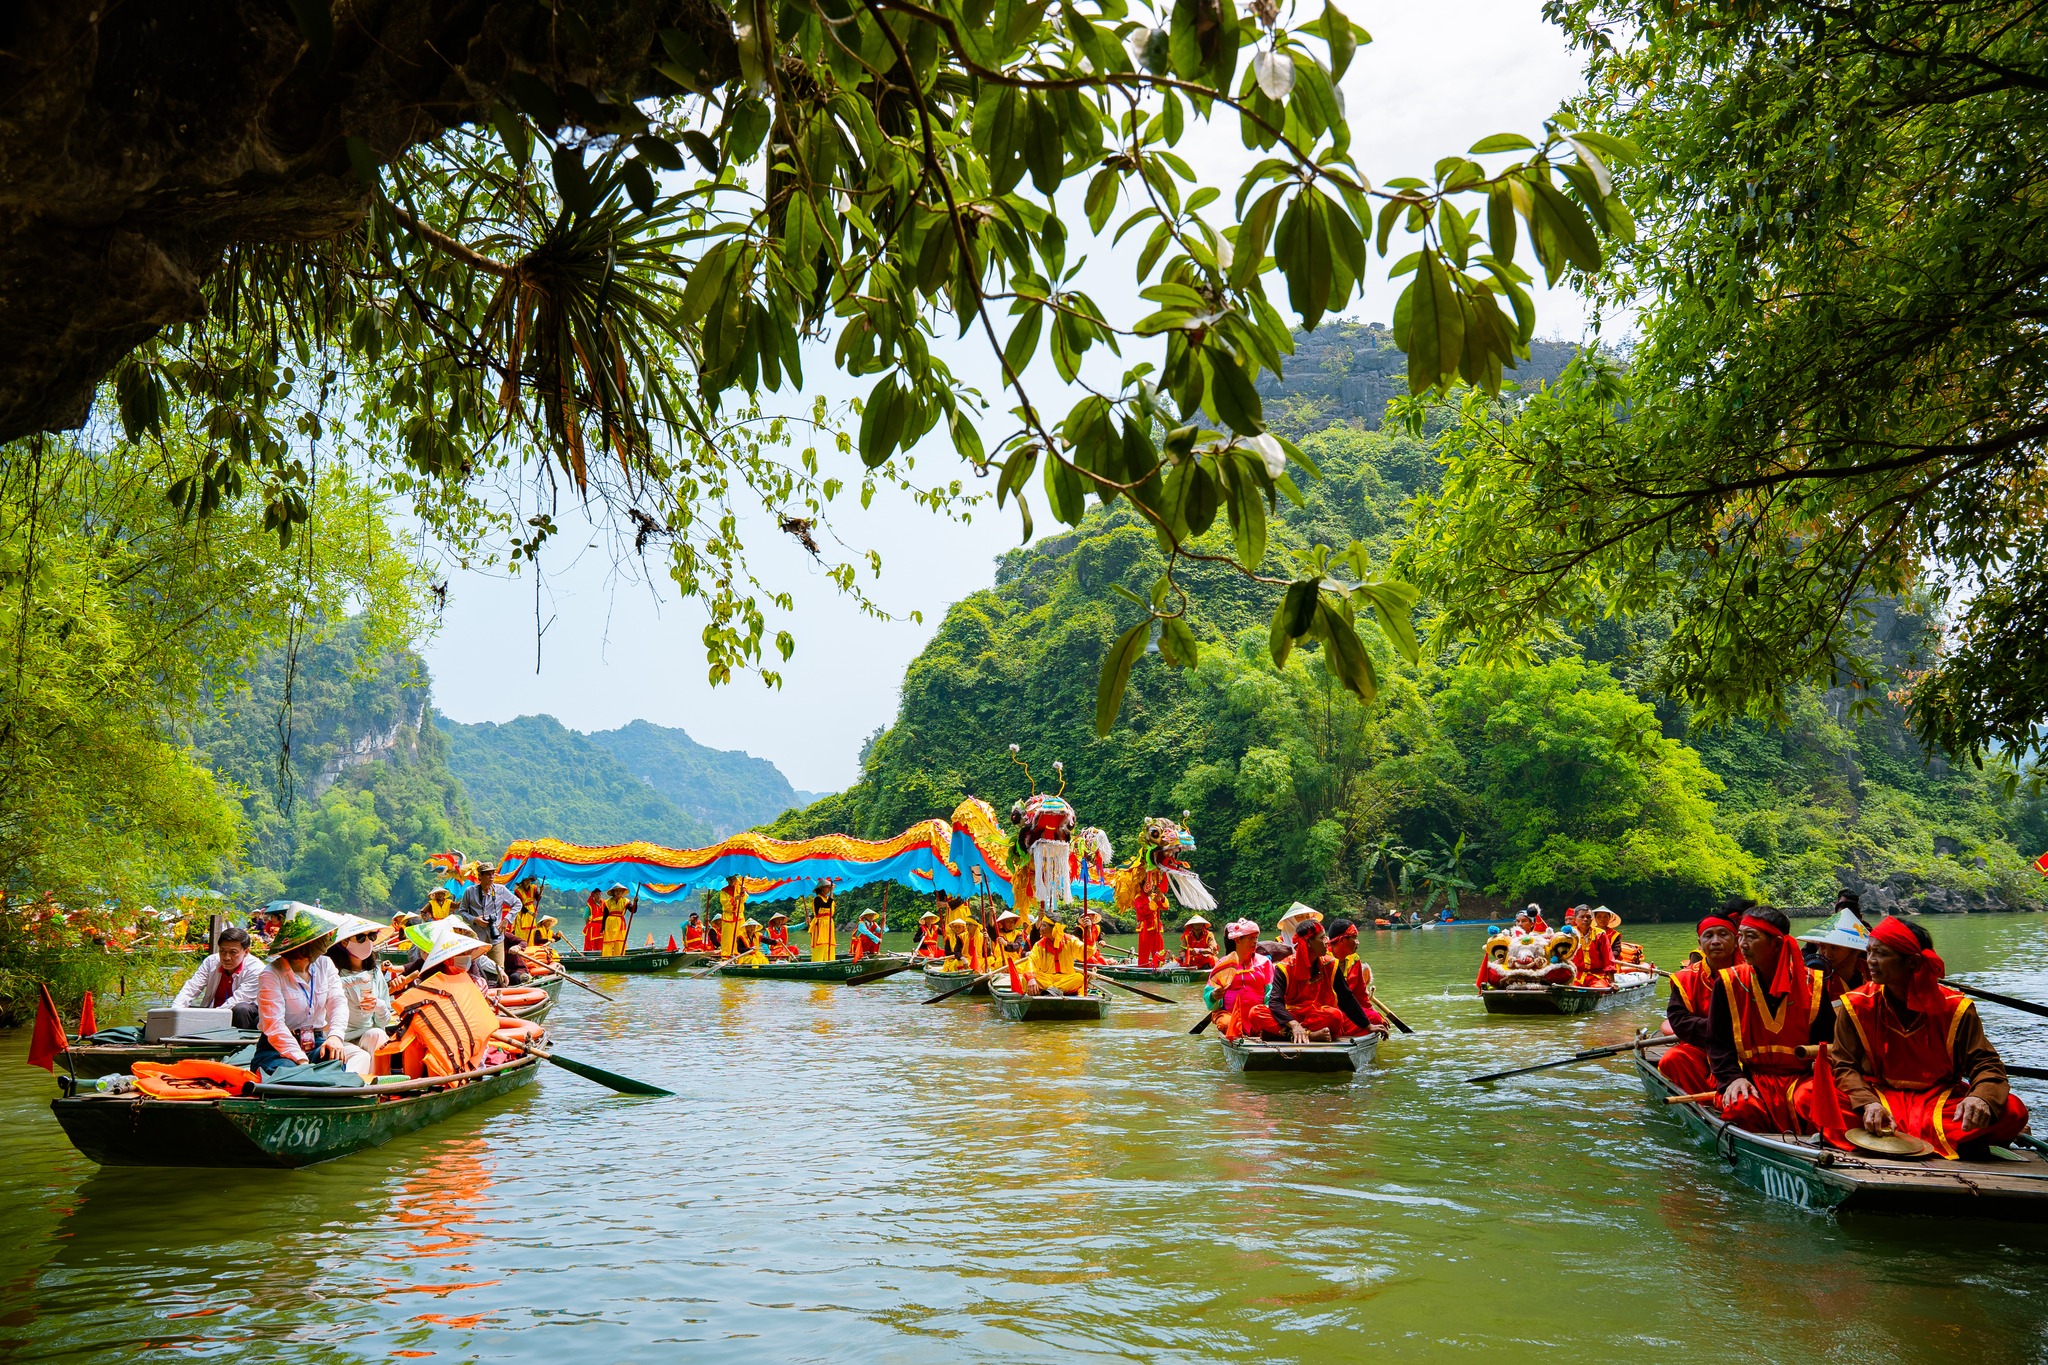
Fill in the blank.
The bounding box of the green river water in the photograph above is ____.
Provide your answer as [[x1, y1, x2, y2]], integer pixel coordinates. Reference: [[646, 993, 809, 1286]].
[[3, 913, 2047, 1363]]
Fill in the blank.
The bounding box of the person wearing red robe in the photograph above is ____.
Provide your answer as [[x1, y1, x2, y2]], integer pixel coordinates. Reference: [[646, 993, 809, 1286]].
[[1707, 907, 1832, 1134], [1133, 888, 1167, 968], [765, 913, 799, 960], [1077, 908, 1108, 964], [1658, 914, 1741, 1096], [682, 913, 710, 951], [1324, 920, 1386, 1033], [912, 910, 944, 960], [1801, 915, 2030, 1157], [1568, 906, 1616, 985], [1242, 915, 1367, 1043], [1177, 916, 1216, 969], [582, 890, 605, 952]]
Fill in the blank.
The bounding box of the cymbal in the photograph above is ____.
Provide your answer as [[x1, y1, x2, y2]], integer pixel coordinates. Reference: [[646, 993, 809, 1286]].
[[1844, 1127, 1936, 1159]]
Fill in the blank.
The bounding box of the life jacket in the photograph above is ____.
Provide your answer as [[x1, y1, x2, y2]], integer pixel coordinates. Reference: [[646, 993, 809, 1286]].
[[1840, 982, 1972, 1093], [394, 971, 502, 1078], [131, 1058, 261, 1100], [1719, 959, 1826, 1075]]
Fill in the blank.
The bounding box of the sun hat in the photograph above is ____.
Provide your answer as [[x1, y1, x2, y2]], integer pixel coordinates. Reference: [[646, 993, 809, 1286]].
[[1225, 918, 1260, 942], [919, 911, 939, 922], [269, 904, 341, 957], [1182, 915, 1210, 928], [1797, 908, 1871, 951], [419, 920, 491, 971]]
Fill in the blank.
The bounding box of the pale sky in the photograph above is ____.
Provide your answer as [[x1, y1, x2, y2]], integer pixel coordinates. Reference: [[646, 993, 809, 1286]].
[[421, 0, 1596, 795]]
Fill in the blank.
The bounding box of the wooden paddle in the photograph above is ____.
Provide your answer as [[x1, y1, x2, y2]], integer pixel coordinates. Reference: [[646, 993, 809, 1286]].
[[1465, 1033, 1677, 1085], [1188, 1011, 1217, 1036], [1365, 988, 1415, 1036], [527, 961, 617, 1003], [1094, 975, 1175, 1006], [925, 971, 995, 1003], [496, 1038, 672, 1096], [1945, 979, 2048, 1021], [1665, 1090, 1718, 1105]]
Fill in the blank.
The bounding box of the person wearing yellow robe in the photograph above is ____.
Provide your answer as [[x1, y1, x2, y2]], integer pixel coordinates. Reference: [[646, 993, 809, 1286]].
[[806, 881, 838, 962], [988, 910, 1028, 969], [941, 916, 987, 972], [422, 887, 455, 921], [718, 876, 746, 958], [511, 878, 543, 947], [600, 883, 635, 956], [1020, 917, 1087, 996], [733, 918, 770, 965]]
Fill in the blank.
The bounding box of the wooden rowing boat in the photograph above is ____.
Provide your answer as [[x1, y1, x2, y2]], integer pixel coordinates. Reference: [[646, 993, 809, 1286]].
[[923, 964, 989, 996], [1219, 1032, 1384, 1075], [987, 976, 1110, 1022], [51, 1053, 542, 1168], [1479, 971, 1658, 1015], [558, 947, 685, 974], [1634, 1053, 2048, 1218], [1097, 962, 1208, 985], [58, 1029, 259, 1080], [715, 954, 900, 982]]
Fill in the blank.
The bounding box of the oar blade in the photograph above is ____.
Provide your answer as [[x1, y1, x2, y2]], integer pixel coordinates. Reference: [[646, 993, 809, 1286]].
[[925, 972, 992, 1004], [847, 962, 918, 986], [541, 1050, 673, 1097]]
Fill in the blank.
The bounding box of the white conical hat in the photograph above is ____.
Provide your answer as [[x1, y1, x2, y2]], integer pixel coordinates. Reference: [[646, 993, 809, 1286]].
[[1797, 908, 1870, 951]]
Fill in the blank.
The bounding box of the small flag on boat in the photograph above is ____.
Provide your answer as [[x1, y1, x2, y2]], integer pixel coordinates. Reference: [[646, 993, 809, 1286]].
[[26, 984, 68, 1072], [2036, 850, 2048, 876], [78, 990, 96, 1038], [666, 935, 678, 952]]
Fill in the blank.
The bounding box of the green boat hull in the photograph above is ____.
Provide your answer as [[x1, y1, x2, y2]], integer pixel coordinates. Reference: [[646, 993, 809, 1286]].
[[1479, 976, 1657, 1015], [559, 948, 684, 974], [988, 980, 1110, 1022], [716, 955, 900, 982], [1097, 963, 1207, 985], [924, 966, 989, 997], [1220, 1033, 1382, 1075], [51, 1057, 541, 1169], [1633, 1054, 2048, 1218]]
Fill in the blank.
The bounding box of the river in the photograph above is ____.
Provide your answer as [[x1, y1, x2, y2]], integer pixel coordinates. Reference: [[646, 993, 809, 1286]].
[[3, 913, 2047, 1362]]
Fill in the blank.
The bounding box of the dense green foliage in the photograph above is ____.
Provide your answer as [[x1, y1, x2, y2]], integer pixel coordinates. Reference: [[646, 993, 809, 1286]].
[[440, 715, 714, 849], [588, 720, 810, 837], [774, 421, 2048, 920], [1411, 0, 2048, 767]]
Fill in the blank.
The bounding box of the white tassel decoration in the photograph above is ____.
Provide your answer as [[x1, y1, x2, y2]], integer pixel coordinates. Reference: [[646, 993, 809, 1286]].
[[1033, 838, 1072, 913], [1166, 868, 1218, 912]]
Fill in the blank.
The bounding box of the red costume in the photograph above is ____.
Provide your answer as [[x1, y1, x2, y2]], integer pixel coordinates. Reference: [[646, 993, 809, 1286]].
[[1134, 894, 1166, 968], [1801, 918, 2029, 1156], [1079, 916, 1107, 964], [1572, 927, 1616, 986], [1178, 924, 1216, 969], [1243, 944, 1368, 1041], [765, 923, 798, 959], [683, 920, 709, 951], [1709, 916, 1828, 1134], [1207, 950, 1273, 1040], [913, 923, 944, 959], [582, 891, 604, 951], [1657, 952, 1720, 1096]]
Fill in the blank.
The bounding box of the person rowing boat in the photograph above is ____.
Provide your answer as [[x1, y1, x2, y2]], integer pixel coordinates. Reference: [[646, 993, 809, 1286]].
[[1178, 916, 1216, 969], [912, 909, 944, 960], [1802, 915, 2031, 1157], [1324, 920, 1386, 1033], [765, 912, 800, 960], [1657, 910, 1742, 1096], [850, 909, 884, 962]]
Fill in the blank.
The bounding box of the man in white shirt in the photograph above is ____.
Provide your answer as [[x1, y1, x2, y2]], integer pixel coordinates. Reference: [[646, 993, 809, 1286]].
[[171, 925, 263, 1027], [458, 863, 517, 978]]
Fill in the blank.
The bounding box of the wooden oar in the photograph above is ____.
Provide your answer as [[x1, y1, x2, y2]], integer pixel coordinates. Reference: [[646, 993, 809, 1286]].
[[497, 1038, 672, 1096], [1188, 1011, 1217, 1036], [533, 965, 616, 1003], [1366, 988, 1414, 1036], [847, 959, 923, 985], [1945, 979, 2048, 1021], [1465, 1033, 1678, 1085], [1666, 1090, 1718, 1105], [926, 971, 995, 1004], [1094, 975, 1175, 1006], [2006, 1063, 2048, 1081]]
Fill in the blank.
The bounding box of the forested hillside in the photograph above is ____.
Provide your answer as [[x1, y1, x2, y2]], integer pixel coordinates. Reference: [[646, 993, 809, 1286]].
[[194, 619, 488, 914], [770, 414, 2048, 922], [588, 721, 812, 836], [439, 715, 714, 849]]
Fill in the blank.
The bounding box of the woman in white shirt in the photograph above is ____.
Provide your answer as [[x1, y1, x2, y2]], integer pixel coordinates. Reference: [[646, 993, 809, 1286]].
[[252, 906, 362, 1078], [327, 914, 398, 1063]]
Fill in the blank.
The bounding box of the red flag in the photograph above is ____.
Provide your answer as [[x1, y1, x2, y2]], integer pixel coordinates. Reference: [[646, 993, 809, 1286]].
[[1007, 960, 1024, 994], [26, 984, 68, 1071], [666, 934, 678, 952], [1807, 1044, 1855, 1152], [2035, 850, 2048, 876], [78, 990, 97, 1037]]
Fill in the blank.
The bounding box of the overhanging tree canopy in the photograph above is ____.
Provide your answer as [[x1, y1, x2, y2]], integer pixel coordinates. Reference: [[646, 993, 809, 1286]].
[[3, 0, 1633, 721]]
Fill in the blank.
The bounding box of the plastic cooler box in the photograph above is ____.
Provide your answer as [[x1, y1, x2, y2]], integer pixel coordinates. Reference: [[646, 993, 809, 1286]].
[[143, 1007, 233, 1042]]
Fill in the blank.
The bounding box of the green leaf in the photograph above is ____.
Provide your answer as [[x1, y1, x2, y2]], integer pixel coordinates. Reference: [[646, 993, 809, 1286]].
[[1355, 579, 1421, 663], [1407, 247, 1465, 394], [1315, 599, 1380, 701], [1319, 0, 1359, 80], [1159, 614, 1200, 668], [1044, 453, 1088, 524], [1531, 178, 1602, 273], [1487, 182, 1517, 265], [859, 375, 907, 468], [996, 444, 1040, 508], [1276, 191, 1333, 329], [1095, 620, 1152, 734], [1004, 304, 1043, 379], [1468, 132, 1535, 154], [1224, 459, 1268, 567], [1208, 349, 1264, 435], [1270, 580, 1318, 666]]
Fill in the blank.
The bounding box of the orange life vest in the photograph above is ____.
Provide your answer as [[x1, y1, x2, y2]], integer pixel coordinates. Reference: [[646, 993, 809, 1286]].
[[1719, 960, 1826, 1075], [131, 1058, 261, 1100], [1840, 982, 1972, 1093], [394, 971, 501, 1078]]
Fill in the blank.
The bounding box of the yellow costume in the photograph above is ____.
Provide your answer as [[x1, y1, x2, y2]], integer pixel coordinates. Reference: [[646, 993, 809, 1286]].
[[719, 880, 747, 958], [807, 892, 837, 962], [941, 917, 988, 972], [1022, 923, 1086, 995], [423, 890, 454, 921], [733, 919, 769, 966], [600, 891, 633, 955]]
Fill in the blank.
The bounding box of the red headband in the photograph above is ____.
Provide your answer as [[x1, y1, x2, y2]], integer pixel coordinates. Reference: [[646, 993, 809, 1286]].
[[1869, 915, 1947, 1013], [1696, 915, 1736, 937], [1739, 914, 1798, 995]]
